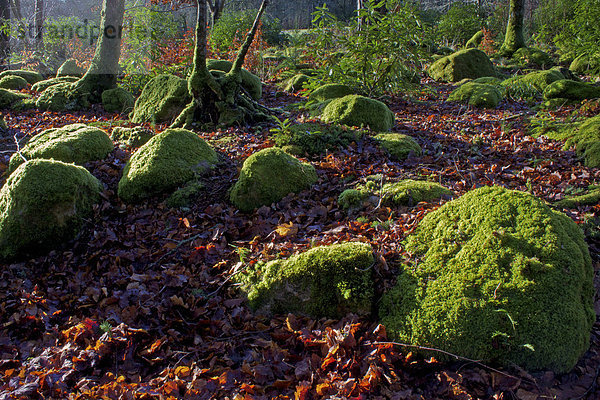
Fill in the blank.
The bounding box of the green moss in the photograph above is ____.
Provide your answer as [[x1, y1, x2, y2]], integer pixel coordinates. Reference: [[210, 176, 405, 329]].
[[56, 59, 85, 77], [543, 80, 600, 101], [110, 127, 154, 147], [35, 82, 90, 111], [8, 123, 114, 173], [374, 133, 421, 160], [308, 84, 354, 102], [322, 95, 395, 132], [379, 186, 595, 373], [0, 89, 30, 109], [0, 70, 43, 84], [239, 242, 374, 318], [102, 87, 135, 113], [570, 54, 600, 75], [229, 147, 317, 212], [283, 74, 310, 92], [465, 30, 484, 49], [555, 188, 600, 208], [546, 115, 600, 168], [472, 77, 503, 85], [166, 181, 204, 208], [512, 47, 553, 69], [448, 82, 503, 108], [272, 122, 360, 156], [118, 128, 218, 203], [339, 177, 452, 210], [206, 59, 262, 100], [31, 76, 79, 93], [0, 159, 102, 259], [501, 70, 565, 101], [130, 74, 190, 124], [0, 75, 28, 90], [428, 49, 496, 82]]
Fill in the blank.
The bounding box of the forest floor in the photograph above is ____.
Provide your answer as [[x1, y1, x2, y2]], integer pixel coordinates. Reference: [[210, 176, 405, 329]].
[[1, 81, 600, 399]]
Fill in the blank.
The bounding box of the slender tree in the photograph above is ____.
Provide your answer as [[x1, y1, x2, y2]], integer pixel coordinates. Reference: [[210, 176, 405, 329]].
[[171, 0, 270, 128], [206, 0, 226, 26], [500, 0, 526, 55], [0, 0, 9, 68], [34, 0, 43, 49]]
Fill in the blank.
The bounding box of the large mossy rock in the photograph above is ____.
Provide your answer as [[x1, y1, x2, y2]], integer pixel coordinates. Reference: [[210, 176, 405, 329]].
[[0, 75, 28, 90], [118, 128, 218, 203], [374, 133, 421, 160], [0, 159, 102, 260], [0, 89, 30, 109], [274, 122, 360, 156], [31, 76, 79, 93], [239, 242, 374, 317], [308, 83, 354, 103], [501, 69, 565, 100], [322, 95, 395, 131], [283, 74, 310, 92], [0, 70, 43, 84], [339, 177, 452, 210], [8, 124, 114, 174], [56, 58, 86, 77], [230, 147, 317, 212], [447, 82, 503, 108], [379, 186, 595, 373], [206, 59, 262, 100], [110, 127, 154, 147], [102, 87, 135, 113], [428, 49, 496, 82], [130, 74, 191, 124], [543, 79, 600, 101], [36, 82, 89, 111], [570, 54, 600, 75]]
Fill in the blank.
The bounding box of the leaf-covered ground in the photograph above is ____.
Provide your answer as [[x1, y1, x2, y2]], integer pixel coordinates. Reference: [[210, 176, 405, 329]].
[[1, 81, 600, 399]]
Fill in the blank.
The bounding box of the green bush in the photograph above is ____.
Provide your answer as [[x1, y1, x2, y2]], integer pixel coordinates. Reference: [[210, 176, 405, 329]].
[[209, 9, 283, 53], [437, 1, 483, 46]]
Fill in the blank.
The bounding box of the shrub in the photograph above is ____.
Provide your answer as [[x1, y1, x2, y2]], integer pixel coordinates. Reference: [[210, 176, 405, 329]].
[[437, 1, 483, 46]]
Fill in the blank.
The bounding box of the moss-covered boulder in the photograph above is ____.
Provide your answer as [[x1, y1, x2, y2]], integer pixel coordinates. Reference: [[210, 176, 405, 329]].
[[570, 53, 600, 75], [206, 59, 262, 100], [512, 47, 553, 69], [428, 49, 496, 82], [118, 128, 218, 203], [110, 126, 154, 147], [130, 74, 191, 124], [0, 75, 28, 90], [465, 31, 484, 49], [56, 59, 86, 77], [339, 177, 452, 210], [0, 70, 43, 84], [322, 95, 395, 131], [472, 76, 503, 85], [0, 89, 30, 109], [230, 147, 317, 212], [8, 124, 114, 173], [447, 82, 503, 108], [379, 186, 595, 373], [31, 76, 79, 93], [273, 122, 360, 156], [543, 79, 600, 101], [308, 83, 354, 102], [501, 69, 565, 100], [36, 82, 89, 111], [239, 242, 374, 317], [0, 159, 102, 259], [284, 74, 310, 92], [374, 133, 421, 160], [102, 87, 135, 113]]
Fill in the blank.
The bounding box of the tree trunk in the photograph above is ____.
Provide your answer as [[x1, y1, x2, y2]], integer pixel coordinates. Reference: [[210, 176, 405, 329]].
[[34, 0, 43, 49], [172, 0, 270, 128], [501, 0, 526, 55], [0, 0, 9, 69], [75, 0, 125, 101], [207, 0, 226, 27]]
